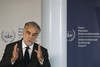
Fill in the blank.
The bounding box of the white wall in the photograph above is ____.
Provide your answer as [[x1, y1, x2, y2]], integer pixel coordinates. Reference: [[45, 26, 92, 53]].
[[41, 0, 67, 67], [0, 0, 41, 60]]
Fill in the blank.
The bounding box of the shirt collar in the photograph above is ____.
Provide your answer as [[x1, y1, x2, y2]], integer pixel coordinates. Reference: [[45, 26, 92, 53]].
[[22, 40, 34, 50]]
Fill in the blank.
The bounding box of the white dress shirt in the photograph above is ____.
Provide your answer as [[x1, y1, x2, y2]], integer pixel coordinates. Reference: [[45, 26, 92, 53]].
[[22, 40, 33, 58]]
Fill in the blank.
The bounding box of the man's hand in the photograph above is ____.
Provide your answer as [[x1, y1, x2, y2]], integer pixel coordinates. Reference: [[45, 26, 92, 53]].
[[11, 44, 19, 62], [34, 45, 44, 63]]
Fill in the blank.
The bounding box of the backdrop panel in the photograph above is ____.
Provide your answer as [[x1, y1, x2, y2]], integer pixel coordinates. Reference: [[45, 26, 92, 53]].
[[67, 0, 100, 67]]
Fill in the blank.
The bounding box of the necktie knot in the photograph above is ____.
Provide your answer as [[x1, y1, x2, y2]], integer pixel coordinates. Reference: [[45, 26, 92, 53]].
[[26, 47, 29, 50]]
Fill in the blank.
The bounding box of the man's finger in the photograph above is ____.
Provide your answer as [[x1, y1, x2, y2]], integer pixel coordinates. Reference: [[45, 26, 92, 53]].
[[14, 44, 18, 48], [38, 45, 41, 51], [34, 50, 38, 53], [14, 44, 18, 51], [16, 48, 19, 53], [34, 45, 42, 53]]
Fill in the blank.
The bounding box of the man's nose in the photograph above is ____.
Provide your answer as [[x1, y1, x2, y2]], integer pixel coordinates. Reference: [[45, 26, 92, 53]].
[[29, 34, 33, 39]]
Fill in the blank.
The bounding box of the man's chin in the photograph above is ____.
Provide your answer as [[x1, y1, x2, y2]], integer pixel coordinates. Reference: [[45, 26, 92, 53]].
[[27, 43, 33, 46]]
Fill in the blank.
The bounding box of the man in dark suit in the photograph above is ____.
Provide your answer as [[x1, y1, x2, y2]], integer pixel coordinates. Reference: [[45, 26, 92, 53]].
[[0, 21, 51, 67]]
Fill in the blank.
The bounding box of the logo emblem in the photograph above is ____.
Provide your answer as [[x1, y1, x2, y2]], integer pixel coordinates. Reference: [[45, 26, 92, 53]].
[[1, 31, 15, 43], [67, 29, 76, 41]]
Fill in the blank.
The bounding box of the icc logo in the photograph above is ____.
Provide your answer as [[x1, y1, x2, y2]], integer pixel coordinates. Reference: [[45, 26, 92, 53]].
[[1, 31, 15, 43], [67, 29, 76, 42]]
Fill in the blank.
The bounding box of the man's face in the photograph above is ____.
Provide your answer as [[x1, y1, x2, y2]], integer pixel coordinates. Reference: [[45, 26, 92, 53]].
[[23, 26, 40, 46]]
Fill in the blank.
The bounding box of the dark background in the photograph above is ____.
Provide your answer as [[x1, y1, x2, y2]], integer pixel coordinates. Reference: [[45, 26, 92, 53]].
[[67, 0, 100, 67]]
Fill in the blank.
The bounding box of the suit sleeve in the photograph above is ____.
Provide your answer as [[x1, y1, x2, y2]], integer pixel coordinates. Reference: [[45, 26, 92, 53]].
[[0, 44, 13, 67]]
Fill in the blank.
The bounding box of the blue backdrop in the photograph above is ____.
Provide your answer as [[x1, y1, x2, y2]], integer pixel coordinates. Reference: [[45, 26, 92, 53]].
[[67, 0, 100, 67]]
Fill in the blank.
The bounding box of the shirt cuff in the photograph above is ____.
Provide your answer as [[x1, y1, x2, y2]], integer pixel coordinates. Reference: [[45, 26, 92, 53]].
[[39, 59, 44, 65], [11, 60, 15, 65]]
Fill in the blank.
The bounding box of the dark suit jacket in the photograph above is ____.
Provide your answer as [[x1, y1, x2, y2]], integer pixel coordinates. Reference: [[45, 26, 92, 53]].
[[0, 39, 51, 67]]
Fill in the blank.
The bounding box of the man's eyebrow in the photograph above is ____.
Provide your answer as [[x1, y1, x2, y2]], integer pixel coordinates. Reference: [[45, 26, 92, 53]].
[[26, 30, 38, 34], [33, 33, 38, 34]]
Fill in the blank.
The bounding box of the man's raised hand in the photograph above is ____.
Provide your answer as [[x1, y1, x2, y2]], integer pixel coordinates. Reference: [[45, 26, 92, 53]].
[[11, 44, 19, 62], [34, 45, 44, 63]]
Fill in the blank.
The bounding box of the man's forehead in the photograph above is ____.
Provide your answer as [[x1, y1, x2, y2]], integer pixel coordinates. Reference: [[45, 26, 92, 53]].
[[25, 25, 39, 30], [24, 26, 40, 33]]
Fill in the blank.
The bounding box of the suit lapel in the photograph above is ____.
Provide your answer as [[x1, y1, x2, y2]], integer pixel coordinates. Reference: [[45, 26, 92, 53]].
[[28, 43, 38, 67], [17, 40, 23, 60], [30, 43, 38, 60]]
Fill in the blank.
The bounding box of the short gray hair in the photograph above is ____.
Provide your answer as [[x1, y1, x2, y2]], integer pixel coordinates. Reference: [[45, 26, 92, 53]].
[[24, 21, 41, 31]]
